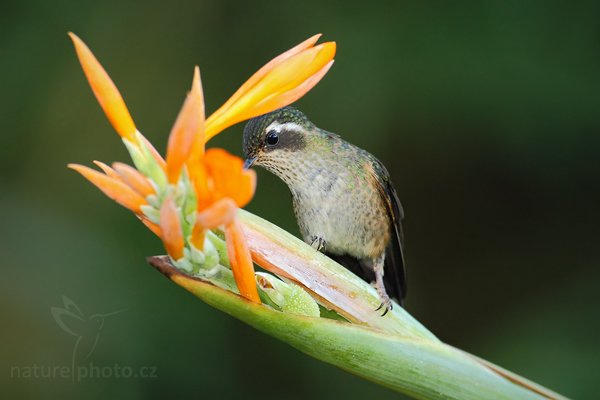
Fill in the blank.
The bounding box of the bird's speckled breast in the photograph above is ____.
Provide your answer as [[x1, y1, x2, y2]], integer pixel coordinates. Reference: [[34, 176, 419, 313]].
[[260, 145, 391, 259]]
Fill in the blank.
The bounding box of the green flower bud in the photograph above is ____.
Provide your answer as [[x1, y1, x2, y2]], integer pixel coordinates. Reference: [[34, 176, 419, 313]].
[[255, 272, 320, 317]]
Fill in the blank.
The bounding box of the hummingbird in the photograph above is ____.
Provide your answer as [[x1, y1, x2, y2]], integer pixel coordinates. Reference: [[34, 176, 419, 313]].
[[242, 107, 406, 314]]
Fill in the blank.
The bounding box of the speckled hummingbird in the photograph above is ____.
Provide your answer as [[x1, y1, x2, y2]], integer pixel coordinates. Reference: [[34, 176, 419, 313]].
[[242, 107, 406, 314]]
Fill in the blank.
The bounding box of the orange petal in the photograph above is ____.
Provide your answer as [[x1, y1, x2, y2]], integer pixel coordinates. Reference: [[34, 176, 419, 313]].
[[188, 163, 213, 210], [233, 169, 257, 208], [203, 148, 256, 207], [139, 216, 162, 236], [225, 219, 260, 303], [190, 223, 206, 250], [159, 197, 185, 260], [68, 163, 146, 213], [166, 66, 205, 183], [93, 160, 121, 180], [196, 198, 237, 229], [204, 38, 335, 141], [68, 33, 137, 142], [188, 67, 207, 162], [112, 162, 155, 197]]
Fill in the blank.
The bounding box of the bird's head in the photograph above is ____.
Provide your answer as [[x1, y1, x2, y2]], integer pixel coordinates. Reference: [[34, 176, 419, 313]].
[[242, 107, 315, 173]]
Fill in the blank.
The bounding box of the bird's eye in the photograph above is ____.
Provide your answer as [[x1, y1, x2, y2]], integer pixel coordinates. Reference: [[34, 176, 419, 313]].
[[266, 130, 279, 146]]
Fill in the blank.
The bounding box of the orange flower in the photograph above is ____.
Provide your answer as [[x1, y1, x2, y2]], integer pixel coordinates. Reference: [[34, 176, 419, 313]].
[[68, 33, 335, 305]]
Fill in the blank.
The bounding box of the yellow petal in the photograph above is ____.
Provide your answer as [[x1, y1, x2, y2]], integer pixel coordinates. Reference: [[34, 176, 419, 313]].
[[166, 66, 205, 183], [159, 196, 185, 260], [240, 43, 336, 107], [68, 163, 145, 213], [204, 38, 335, 141], [68, 33, 137, 142], [246, 60, 334, 119], [213, 34, 321, 119]]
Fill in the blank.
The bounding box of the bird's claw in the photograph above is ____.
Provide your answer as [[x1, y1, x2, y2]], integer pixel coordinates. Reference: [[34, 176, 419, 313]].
[[310, 236, 326, 252], [375, 299, 393, 317]]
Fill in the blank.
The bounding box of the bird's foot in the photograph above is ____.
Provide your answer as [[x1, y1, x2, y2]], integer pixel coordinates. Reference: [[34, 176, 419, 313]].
[[310, 236, 327, 252], [371, 255, 393, 316], [375, 296, 393, 317]]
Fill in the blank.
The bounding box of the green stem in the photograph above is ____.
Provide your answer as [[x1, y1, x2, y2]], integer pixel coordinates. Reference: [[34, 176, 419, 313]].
[[148, 256, 566, 400]]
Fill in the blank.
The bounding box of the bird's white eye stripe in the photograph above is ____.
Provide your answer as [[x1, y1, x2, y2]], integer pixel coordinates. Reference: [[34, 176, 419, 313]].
[[266, 122, 304, 134], [265, 122, 280, 133]]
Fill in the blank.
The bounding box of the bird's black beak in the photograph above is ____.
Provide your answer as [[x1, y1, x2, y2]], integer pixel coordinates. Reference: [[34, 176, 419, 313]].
[[243, 157, 257, 170]]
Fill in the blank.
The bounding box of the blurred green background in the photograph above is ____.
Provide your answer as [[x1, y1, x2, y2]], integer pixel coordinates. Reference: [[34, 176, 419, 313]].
[[2, 1, 599, 399]]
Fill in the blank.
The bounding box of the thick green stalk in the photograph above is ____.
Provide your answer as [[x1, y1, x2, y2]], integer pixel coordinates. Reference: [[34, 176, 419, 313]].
[[148, 256, 565, 400]]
